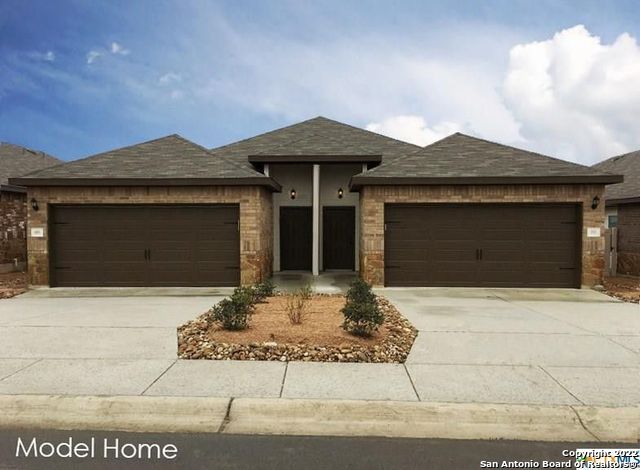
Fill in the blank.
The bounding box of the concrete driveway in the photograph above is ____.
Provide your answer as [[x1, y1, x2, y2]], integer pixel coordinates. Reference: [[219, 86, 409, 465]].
[[0, 289, 227, 395], [380, 287, 640, 406], [0, 287, 637, 407]]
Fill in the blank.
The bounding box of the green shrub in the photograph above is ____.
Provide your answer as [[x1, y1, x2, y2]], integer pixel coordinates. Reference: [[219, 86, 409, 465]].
[[341, 278, 384, 337], [210, 286, 256, 330], [252, 278, 276, 302]]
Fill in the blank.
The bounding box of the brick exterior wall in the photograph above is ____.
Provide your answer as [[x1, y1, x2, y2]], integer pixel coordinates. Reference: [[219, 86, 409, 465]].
[[359, 184, 606, 287], [0, 191, 27, 268], [26, 186, 273, 286], [616, 203, 640, 276]]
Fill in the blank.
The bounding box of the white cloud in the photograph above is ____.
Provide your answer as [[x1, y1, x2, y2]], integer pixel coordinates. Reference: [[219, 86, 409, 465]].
[[366, 116, 463, 146], [503, 25, 640, 163], [193, 29, 522, 146], [86, 42, 130, 65], [159, 72, 182, 85], [110, 42, 130, 55], [86, 50, 102, 64], [28, 50, 55, 62]]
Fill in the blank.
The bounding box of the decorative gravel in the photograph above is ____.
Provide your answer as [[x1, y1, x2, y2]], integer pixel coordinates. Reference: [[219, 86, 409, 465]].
[[178, 294, 417, 363]]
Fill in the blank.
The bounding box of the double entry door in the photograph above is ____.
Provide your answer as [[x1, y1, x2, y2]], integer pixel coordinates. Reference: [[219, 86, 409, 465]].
[[280, 206, 355, 271]]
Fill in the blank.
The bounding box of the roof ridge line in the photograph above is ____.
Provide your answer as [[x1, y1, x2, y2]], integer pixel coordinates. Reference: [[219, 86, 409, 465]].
[[211, 117, 325, 152], [593, 148, 640, 167], [211, 116, 422, 153], [171, 135, 268, 178], [0, 141, 60, 160], [250, 131, 323, 156], [60, 134, 182, 166], [317, 116, 422, 149], [362, 133, 456, 175], [453, 133, 596, 171]]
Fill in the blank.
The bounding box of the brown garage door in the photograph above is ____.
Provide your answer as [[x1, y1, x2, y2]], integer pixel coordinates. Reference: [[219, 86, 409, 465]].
[[50, 205, 240, 287], [385, 204, 581, 288]]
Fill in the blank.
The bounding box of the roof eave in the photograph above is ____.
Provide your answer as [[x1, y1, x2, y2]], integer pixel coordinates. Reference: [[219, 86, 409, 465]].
[[248, 154, 382, 164], [349, 174, 624, 191], [8, 177, 282, 192], [0, 184, 26, 194], [605, 196, 640, 206]]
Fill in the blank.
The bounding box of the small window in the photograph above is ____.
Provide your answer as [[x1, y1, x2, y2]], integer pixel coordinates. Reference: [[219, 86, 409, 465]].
[[608, 215, 618, 228]]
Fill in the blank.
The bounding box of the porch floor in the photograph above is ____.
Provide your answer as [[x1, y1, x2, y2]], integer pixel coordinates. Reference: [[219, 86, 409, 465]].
[[272, 271, 357, 294]]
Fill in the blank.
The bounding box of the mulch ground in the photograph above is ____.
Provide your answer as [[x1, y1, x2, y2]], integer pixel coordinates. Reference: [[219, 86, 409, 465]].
[[603, 276, 640, 303], [0, 272, 27, 299], [178, 294, 417, 363]]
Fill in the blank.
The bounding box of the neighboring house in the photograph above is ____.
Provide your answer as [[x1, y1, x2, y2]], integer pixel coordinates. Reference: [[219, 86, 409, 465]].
[[11, 117, 621, 288], [0, 143, 61, 273], [593, 150, 640, 276]]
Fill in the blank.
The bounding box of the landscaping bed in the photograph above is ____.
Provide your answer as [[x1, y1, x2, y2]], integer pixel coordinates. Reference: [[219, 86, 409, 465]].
[[0, 271, 27, 299], [603, 276, 640, 303], [178, 294, 417, 363]]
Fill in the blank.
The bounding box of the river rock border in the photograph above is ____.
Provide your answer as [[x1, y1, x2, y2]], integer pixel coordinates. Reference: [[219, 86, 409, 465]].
[[178, 296, 417, 363]]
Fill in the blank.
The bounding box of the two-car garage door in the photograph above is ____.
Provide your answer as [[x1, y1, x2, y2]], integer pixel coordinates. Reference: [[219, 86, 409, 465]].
[[384, 204, 581, 288], [49, 205, 240, 287]]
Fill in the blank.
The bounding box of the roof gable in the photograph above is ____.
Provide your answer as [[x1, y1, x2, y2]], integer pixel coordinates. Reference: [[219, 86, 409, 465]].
[[593, 149, 640, 202], [0, 143, 61, 189], [11, 135, 280, 189], [351, 133, 622, 187], [210, 116, 419, 166]]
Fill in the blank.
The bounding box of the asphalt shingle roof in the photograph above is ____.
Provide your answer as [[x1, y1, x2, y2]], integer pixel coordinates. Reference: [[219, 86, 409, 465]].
[[593, 150, 640, 203], [11, 134, 278, 188], [351, 133, 622, 186], [9, 118, 622, 190], [210, 116, 420, 167], [251, 133, 381, 156], [0, 143, 61, 190]]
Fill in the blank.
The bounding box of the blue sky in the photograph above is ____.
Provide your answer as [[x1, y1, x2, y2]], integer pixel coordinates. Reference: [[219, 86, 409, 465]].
[[1, 0, 639, 164]]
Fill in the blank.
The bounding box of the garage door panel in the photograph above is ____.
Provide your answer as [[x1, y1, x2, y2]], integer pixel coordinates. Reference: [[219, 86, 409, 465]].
[[433, 249, 476, 263], [433, 230, 476, 241], [197, 240, 239, 250], [385, 204, 580, 288], [50, 205, 240, 287]]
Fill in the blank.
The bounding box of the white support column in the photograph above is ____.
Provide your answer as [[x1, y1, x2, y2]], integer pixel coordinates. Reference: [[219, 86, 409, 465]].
[[263, 163, 269, 176], [312, 164, 320, 276]]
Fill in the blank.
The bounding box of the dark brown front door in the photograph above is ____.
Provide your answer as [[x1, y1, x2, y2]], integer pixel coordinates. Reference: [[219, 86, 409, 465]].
[[50, 205, 240, 287], [280, 206, 312, 270], [384, 203, 581, 288], [323, 206, 355, 270]]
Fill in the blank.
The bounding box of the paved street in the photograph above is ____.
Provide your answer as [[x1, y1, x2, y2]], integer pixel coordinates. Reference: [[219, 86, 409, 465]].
[[0, 287, 637, 406], [0, 428, 623, 470]]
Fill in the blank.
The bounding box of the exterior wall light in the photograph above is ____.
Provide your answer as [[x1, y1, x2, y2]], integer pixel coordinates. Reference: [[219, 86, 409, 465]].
[[30, 198, 39, 211], [591, 195, 600, 210], [338, 188, 344, 199], [290, 188, 296, 200]]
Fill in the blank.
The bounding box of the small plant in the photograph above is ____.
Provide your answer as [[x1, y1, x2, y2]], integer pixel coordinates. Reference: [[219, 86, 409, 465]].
[[252, 278, 276, 303], [341, 278, 384, 337], [299, 281, 313, 300], [209, 286, 255, 330], [285, 288, 309, 324]]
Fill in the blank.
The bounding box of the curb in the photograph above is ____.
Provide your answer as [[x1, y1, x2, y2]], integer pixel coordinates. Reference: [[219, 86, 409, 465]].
[[0, 395, 230, 433], [226, 399, 639, 443], [0, 395, 637, 442]]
